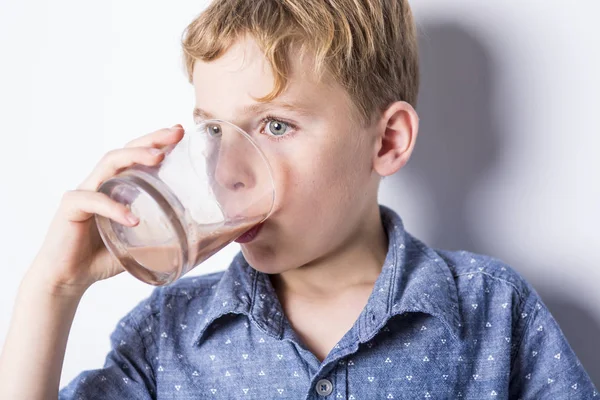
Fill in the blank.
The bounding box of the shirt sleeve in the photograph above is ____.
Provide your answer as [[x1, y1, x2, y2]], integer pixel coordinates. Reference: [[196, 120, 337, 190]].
[[509, 289, 598, 399], [58, 293, 160, 400]]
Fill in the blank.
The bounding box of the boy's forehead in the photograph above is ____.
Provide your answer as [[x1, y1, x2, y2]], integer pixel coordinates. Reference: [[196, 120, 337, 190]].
[[192, 36, 336, 120]]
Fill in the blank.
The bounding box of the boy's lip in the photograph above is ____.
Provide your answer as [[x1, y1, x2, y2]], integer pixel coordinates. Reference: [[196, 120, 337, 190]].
[[234, 222, 264, 243]]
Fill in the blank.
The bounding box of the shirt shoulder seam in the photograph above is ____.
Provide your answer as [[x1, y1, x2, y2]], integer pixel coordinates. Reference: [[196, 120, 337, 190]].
[[508, 290, 540, 373], [128, 310, 159, 383], [453, 270, 528, 304]]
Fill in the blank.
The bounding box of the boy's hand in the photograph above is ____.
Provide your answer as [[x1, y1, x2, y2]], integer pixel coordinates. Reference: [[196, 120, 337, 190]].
[[25, 125, 185, 297]]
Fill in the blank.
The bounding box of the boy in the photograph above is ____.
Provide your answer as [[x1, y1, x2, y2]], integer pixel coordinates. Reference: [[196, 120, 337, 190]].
[[0, 0, 596, 398]]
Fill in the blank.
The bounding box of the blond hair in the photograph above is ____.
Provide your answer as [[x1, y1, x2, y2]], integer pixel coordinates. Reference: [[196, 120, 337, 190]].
[[181, 0, 419, 127]]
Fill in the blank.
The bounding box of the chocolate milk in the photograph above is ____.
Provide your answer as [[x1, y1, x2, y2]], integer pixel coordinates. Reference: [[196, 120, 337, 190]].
[[126, 217, 261, 275]]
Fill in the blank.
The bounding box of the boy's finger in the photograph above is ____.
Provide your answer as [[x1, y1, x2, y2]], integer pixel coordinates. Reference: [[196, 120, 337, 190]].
[[124, 125, 184, 149], [59, 190, 139, 226], [77, 146, 165, 191]]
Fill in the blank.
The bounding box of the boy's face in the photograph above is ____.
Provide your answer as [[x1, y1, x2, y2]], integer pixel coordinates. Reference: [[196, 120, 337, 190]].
[[192, 35, 381, 274]]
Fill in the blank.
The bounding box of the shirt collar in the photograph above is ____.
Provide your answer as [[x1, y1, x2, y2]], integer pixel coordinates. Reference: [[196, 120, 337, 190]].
[[191, 204, 462, 347], [358, 204, 462, 342]]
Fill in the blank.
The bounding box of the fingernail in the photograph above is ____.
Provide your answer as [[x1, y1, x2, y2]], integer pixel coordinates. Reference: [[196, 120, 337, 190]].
[[126, 212, 139, 225], [171, 124, 183, 131], [149, 147, 163, 155]]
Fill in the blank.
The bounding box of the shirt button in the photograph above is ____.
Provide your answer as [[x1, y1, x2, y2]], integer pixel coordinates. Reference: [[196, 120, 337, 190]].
[[315, 378, 333, 396]]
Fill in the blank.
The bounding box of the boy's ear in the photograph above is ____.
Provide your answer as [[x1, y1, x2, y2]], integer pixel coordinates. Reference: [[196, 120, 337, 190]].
[[372, 100, 419, 177]]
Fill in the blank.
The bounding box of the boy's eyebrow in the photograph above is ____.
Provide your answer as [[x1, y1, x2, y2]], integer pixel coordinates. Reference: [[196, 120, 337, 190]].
[[193, 101, 314, 120]]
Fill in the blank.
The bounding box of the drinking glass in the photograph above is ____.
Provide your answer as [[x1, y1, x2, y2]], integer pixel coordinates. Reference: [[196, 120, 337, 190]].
[[94, 120, 275, 286]]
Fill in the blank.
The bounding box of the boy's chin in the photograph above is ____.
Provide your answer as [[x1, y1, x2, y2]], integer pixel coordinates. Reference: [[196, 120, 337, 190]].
[[240, 245, 297, 276]]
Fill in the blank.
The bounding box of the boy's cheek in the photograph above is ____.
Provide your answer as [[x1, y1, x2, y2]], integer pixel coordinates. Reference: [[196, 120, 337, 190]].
[[264, 137, 368, 221]]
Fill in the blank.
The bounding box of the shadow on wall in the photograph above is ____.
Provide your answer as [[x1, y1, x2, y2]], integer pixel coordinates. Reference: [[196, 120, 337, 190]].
[[388, 19, 600, 386]]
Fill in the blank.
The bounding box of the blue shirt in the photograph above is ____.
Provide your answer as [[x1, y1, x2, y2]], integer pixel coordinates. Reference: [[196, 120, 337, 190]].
[[59, 204, 598, 399]]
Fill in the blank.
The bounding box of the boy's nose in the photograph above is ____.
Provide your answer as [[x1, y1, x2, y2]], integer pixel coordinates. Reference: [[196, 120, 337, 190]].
[[211, 133, 254, 191], [206, 128, 262, 217]]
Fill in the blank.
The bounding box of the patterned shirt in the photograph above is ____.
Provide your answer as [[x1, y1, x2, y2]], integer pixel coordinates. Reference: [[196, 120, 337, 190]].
[[59, 204, 598, 399]]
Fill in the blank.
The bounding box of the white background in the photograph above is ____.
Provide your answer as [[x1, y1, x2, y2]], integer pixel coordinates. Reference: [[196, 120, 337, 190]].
[[0, 0, 598, 388]]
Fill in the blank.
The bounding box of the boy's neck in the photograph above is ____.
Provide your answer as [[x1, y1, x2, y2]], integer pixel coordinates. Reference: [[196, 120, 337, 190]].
[[269, 203, 389, 301]]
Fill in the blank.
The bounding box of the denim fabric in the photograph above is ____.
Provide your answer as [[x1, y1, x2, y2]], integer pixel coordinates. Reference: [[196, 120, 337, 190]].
[[59, 204, 597, 399]]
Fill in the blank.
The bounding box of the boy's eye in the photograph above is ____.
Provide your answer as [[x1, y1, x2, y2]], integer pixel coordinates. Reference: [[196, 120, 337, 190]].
[[195, 122, 222, 137], [207, 124, 221, 136], [266, 120, 289, 136]]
